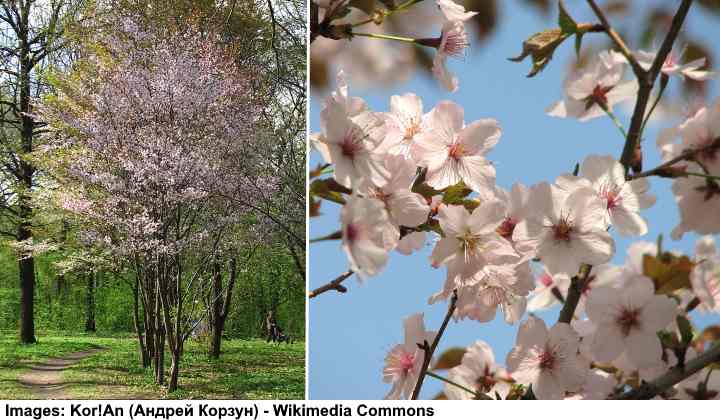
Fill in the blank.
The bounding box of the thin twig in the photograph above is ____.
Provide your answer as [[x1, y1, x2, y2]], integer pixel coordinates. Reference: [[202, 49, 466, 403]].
[[615, 0, 693, 174], [557, 264, 592, 324], [411, 290, 458, 400], [629, 137, 720, 179], [586, 0, 644, 77], [308, 270, 354, 298], [612, 343, 720, 399]]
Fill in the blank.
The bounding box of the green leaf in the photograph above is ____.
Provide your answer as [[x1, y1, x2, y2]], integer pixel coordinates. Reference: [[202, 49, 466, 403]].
[[442, 181, 473, 205], [558, 0, 578, 34], [309, 178, 347, 205], [643, 254, 695, 295], [676, 315, 694, 345], [508, 28, 571, 77]]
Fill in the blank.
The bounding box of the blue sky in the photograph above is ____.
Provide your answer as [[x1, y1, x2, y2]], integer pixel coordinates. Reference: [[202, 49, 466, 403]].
[[308, 1, 720, 400]]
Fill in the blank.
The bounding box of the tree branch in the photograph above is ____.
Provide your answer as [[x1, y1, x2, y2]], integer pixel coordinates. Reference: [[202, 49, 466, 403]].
[[308, 270, 354, 298], [616, 0, 693, 174], [612, 342, 720, 399], [586, 0, 644, 77], [411, 289, 458, 400], [557, 264, 592, 324]]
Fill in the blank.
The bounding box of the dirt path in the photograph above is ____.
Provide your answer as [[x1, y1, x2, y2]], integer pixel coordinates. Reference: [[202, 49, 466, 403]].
[[17, 348, 106, 399]]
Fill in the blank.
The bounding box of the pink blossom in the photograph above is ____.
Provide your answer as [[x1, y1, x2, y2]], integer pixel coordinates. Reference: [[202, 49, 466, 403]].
[[445, 341, 512, 399], [506, 316, 587, 399], [586, 279, 676, 368], [341, 196, 392, 278], [513, 183, 614, 277], [547, 50, 638, 121], [637, 49, 717, 81], [383, 314, 437, 400], [413, 101, 499, 196]]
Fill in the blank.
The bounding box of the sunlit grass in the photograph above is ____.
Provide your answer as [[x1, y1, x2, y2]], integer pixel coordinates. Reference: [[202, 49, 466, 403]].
[[0, 332, 304, 399]]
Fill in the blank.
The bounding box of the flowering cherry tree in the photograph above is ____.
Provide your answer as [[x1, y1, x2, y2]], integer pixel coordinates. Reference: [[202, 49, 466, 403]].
[[38, 21, 271, 392], [310, 0, 720, 399]]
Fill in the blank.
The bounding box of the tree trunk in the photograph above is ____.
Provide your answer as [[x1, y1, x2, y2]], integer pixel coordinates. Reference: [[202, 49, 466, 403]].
[[18, 248, 36, 344], [153, 274, 165, 385], [85, 273, 96, 332], [132, 276, 149, 367], [209, 257, 237, 358], [168, 345, 182, 392], [17, 6, 37, 345]]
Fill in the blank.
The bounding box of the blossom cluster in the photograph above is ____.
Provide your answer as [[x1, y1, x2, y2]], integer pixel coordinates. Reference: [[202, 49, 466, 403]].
[[311, 0, 720, 401]]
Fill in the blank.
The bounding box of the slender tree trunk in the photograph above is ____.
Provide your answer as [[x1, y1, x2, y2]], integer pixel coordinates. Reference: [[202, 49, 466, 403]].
[[132, 276, 149, 367], [17, 4, 37, 345], [153, 272, 165, 385], [209, 260, 223, 358], [210, 257, 238, 358], [85, 273, 96, 332]]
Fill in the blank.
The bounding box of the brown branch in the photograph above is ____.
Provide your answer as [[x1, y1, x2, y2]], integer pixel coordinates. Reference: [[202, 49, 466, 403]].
[[612, 342, 720, 399], [557, 264, 592, 324], [308, 270, 354, 298], [615, 0, 693, 174], [586, 0, 644, 77], [630, 137, 720, 180], [411, 289, 458, 400]]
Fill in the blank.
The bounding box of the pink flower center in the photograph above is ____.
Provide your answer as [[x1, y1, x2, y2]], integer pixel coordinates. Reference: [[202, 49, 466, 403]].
[[496, 217, 517, 240], [341, 129, 362, 159], [404, 119, 421, 141], [475, 366, 497, 393], [538, 349, 555, 370], [551, 214, 573, 242], [346, 223, 359, 242], [448, 142, 465, 160], [585, 84, 613, 110], [539, 273, 554, 287], [600, 183, 623, 210], [399, 352, 415, 374], [442, 29, 469, 57], [617, 308, 640, 336]]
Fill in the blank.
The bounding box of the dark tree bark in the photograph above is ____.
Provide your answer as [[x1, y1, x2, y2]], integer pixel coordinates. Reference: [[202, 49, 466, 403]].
[[1, 0, 72, 345], [209, 257, 238, 359], [132, 274, 150, 367], [85, 272, 96, 332]]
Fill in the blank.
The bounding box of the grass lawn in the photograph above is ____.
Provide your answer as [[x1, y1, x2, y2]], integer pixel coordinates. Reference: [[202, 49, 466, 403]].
[[0, 331, 304, 399]]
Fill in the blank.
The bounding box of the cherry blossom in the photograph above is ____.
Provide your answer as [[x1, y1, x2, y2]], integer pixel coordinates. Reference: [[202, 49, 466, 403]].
[[341, 196, 392, 278], [547, 50, 638, 121], [451, 263, 533, 324], [445, 340, 512, 399], [637, 49, 717, 81], [506, 316, 587, 400], [317, 104, 389, 189], [565, 369, 617, 400], [358, 154, 431, 250], [690, 236, 720, 312], [557, 155, 656, 236], [493, 183, 531, 244], [413, 101, 499, 196], [527, 267, 571, 312], [430, 202, 518, 286], [657, 98, 720, 176], [380, 93, 429, 160], [669, 165, 720, 240], [513, 183, 614, 277], [425, 0, 478, 92], [383, 313, 437, 399], [586, 279, 676, 368]]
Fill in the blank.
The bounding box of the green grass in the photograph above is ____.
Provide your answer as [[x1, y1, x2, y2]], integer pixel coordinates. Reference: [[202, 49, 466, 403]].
[[0, 331, 305, 399]]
